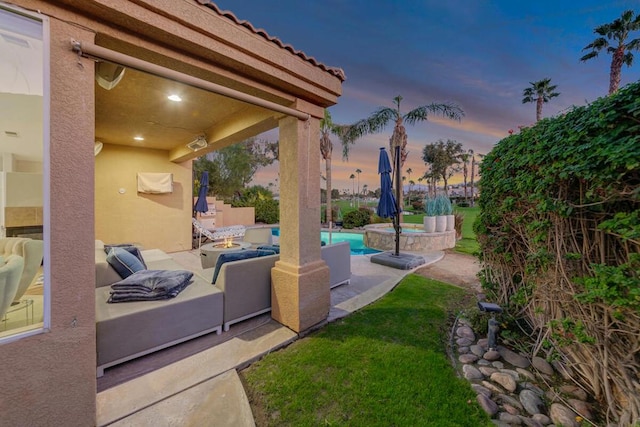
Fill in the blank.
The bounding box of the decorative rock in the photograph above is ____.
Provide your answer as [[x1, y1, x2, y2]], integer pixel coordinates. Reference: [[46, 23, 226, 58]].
[[456, 325, 475, 341], [458, 346, 470, 354], [477, 338, 489, 349], [516, 368, 536, 382], [459, 354, 479, 364], [549, 403, 579, 427], [477, 393, 499, 415], [551, 360, 573, 380], [519, 416, 543, 427], [500, 368, 520, 381], [484, 350, 501, 361], [479, 366, 498, 377], [497, 393, 524, 411], [498, 412, 522, 424], [531, 356, 554, 376], [568, 398, 593, 420], [491, 360, 504, 369], [503, 403, 520, 415], [559, 385, 588, 401], [491, 372, 517, 392], [482, 380, 506, 395], [471, 383, 492, 398], [498, 346, 531, 368], [470, 344, 485, 357], [545, 388, 560, 402], [519, 389, 546, 415], [522, 382, 544, 396], [463, 364, 484, 380], [457, 337, 474, 347], [491, 420, 511, 427], [477, 359, 491, 366], [531, 413, 550, 425]]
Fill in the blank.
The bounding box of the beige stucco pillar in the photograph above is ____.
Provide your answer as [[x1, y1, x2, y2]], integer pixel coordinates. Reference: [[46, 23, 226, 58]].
[[271, 115, 330, 332]]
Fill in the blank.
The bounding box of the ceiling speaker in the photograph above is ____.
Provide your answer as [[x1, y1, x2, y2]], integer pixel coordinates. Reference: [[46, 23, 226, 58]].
[[187, 135, 208, 151], [95, 61, 125, 90]]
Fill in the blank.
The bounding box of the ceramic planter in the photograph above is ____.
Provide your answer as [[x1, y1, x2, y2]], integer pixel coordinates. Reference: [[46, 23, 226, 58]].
[[446, 214, 455, 232], [423, 216, 436, 233], [435, 215, 447, 232]]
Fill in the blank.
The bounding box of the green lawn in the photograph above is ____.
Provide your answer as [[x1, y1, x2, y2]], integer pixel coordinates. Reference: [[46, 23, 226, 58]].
[[453, 206, 480, 255], [241, 275, 491, 426]]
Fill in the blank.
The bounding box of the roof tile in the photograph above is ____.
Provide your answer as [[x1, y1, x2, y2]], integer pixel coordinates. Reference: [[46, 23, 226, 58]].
[[200, 1, 346, 81]]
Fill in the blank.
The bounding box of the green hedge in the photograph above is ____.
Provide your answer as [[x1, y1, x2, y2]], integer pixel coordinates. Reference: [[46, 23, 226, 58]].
[[475, 81, 639, 422]]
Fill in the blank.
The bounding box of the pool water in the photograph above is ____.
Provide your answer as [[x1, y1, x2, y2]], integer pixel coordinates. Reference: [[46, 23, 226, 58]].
[[271, 228, 380, 255]]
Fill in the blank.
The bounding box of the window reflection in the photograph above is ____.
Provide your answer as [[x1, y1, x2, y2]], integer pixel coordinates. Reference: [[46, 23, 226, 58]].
[[0, 5, 45, 338]]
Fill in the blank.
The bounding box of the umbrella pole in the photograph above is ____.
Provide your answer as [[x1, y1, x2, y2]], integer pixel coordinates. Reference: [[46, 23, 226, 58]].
[[394, 144, 401, 256]]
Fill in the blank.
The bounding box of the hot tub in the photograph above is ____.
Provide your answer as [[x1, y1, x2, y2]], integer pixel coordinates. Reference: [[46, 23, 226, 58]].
[[363, 223, 455, 252]]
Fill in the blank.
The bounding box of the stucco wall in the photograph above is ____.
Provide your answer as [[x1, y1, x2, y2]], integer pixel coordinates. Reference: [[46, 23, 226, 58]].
[[0, 15, 97, 426], [95, 143, 192, 252]]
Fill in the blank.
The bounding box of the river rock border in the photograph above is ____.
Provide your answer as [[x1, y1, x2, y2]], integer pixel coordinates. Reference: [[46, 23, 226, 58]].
[[452, 317, 602, 427]]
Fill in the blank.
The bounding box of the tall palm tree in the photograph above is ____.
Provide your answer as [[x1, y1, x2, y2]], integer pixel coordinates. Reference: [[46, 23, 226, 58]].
[[320, 109, 348, 225], [355, 168, 362, 207], [522, 78, 560, 122], [344, 95, 463, 207], [460, 150, 471, 203], [581, 9, 640, 94], [349, 173, 356, 207]]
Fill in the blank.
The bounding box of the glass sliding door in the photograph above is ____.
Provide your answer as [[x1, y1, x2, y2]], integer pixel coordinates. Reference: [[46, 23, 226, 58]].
[[0, 3, 47, 340]]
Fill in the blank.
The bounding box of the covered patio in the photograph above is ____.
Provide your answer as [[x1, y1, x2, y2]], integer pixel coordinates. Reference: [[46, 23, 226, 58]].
[[0, 1, 344, 424]]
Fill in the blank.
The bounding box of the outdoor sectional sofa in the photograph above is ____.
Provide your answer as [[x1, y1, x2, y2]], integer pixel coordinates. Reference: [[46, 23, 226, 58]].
[[95, 241, 224, 377], [94, 240, 351, 377]]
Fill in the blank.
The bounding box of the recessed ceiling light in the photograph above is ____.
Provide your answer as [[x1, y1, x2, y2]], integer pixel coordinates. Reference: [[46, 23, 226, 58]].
[[168, 94, 182, 102], [134, 136, 144, 141]]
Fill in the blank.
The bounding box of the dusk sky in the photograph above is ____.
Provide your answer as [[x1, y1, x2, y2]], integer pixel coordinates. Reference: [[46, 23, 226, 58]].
[[215, 1, 640, 194]]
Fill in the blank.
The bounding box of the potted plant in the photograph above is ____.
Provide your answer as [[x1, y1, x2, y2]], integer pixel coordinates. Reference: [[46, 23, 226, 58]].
[[443, 196, 455, 232], [423, 197, 437, 233], [432, 194, 453, 232]]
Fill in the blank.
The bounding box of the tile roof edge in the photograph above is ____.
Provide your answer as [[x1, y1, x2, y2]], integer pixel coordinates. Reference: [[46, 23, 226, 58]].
[[199, 1, 346, 82]]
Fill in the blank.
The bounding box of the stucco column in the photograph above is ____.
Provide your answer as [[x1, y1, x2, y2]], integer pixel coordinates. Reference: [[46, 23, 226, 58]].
[[271, 115, 330, 332]]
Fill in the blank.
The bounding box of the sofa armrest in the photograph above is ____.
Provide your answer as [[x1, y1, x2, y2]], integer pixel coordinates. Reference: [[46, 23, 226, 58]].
[[321, 241, 351, 288], [213, 253, 279, 331]]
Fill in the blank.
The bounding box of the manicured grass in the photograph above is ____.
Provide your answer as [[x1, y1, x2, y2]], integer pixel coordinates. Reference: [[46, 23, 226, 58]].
[[453, 206, 480, 255], [241, 275, 491, 426]]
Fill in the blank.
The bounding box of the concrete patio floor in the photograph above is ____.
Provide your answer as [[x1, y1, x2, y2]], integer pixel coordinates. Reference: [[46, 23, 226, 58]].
[[96, 248, 445, 426]]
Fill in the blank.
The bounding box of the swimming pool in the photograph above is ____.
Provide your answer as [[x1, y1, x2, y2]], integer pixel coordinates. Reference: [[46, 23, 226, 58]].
[[271, 228, 380, 255]]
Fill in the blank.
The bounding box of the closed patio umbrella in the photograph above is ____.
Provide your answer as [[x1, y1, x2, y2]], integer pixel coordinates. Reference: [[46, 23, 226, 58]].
[[376, 147, 397, 219], [376, 147, 402, 256], [194, 171, 209, 215]]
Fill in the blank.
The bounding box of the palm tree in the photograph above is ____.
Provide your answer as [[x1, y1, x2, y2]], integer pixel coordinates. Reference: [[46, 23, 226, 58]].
[[522, 78, 560, 122], [349, 173, 356, 207], [320, 109, 348, 225], [581, 10, 640, 94], [344, 95, 463, 207], [460, 150, 471, 203], [355, 168, 362, 207]]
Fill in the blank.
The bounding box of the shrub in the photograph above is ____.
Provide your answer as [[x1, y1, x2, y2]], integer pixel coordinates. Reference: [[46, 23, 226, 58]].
[[476, 81, 640, 422], [254, 198, 279, 224], [343, 207, 371, 229]]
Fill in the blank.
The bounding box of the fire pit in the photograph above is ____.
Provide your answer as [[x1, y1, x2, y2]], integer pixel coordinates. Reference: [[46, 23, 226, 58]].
[[200, 240, 252, 269]]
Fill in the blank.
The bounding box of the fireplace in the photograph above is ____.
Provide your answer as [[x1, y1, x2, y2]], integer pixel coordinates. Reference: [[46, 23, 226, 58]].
[[5, 225, 43, 240]]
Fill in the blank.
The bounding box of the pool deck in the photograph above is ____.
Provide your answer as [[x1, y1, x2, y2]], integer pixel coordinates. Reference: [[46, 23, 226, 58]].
[[96, 246, 444, 426]]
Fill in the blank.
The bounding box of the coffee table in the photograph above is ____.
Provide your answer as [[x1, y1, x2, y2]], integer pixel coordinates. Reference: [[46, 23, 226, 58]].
[[200, 241, 252, 269]]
